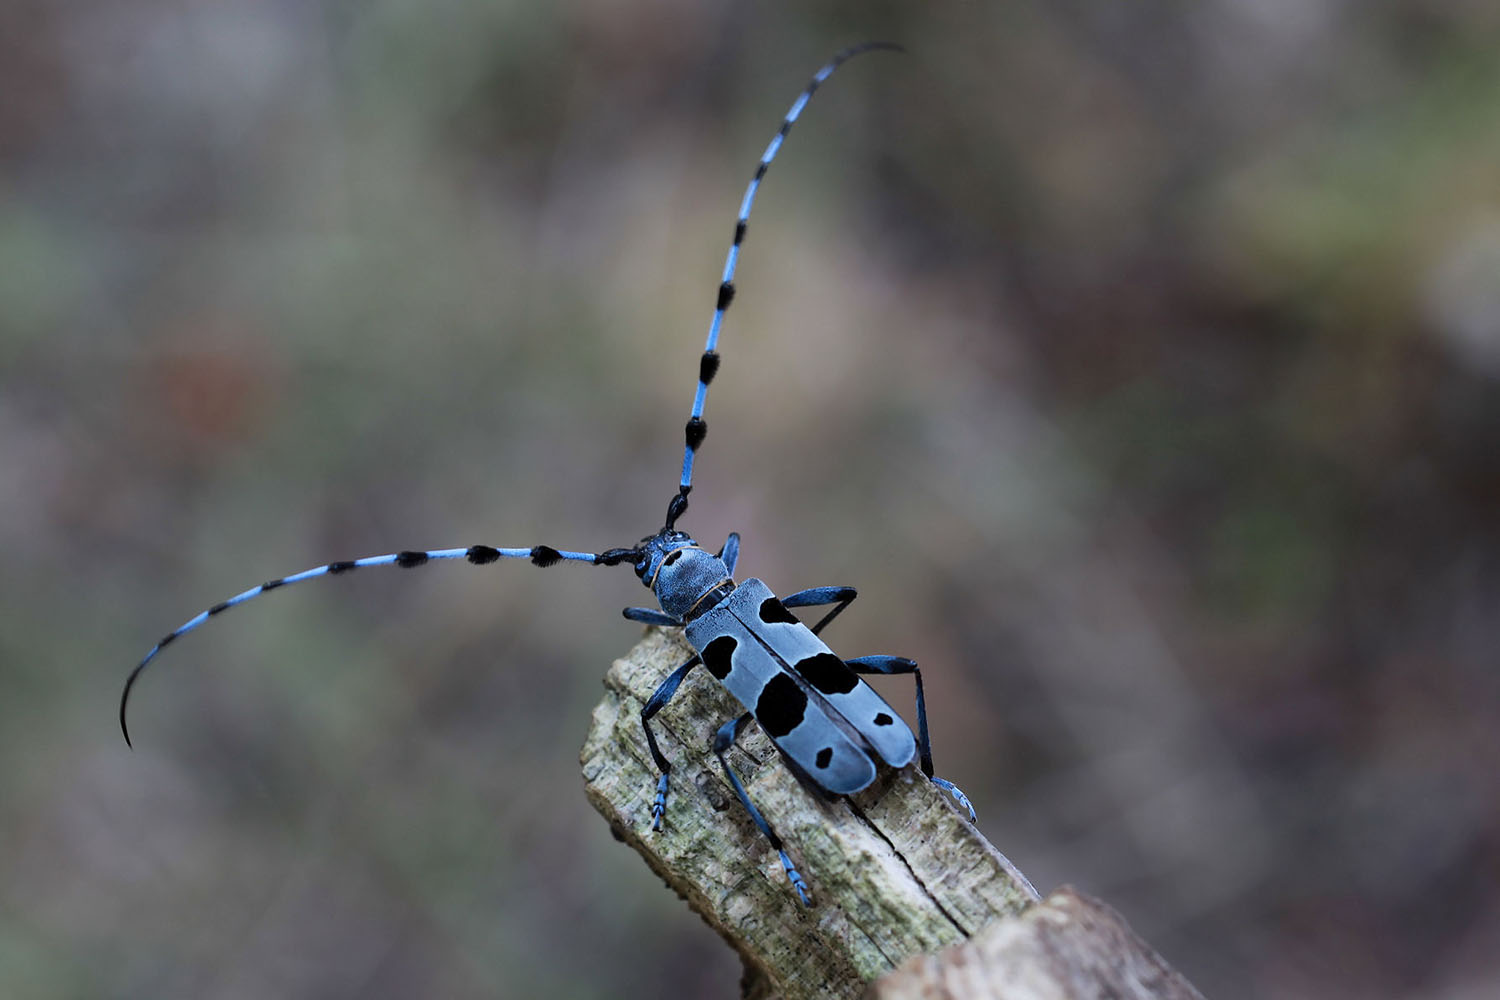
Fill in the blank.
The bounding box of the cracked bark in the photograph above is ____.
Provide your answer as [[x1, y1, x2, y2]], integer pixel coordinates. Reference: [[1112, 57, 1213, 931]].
[[582, 628, 1204, 1000]]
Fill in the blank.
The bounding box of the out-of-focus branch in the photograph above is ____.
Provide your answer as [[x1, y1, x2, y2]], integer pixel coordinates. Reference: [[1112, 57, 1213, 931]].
[[870, 887, 1207, 1000]]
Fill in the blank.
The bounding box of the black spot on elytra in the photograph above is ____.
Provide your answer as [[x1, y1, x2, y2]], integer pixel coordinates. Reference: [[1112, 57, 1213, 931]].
[[755, 674, 807, 739], [685, 418, 707, 450], [758, 597, 798, 625], [328, 561, 356, 574], [663, 549, 683, 566], [796, 652, 858, 695], [815, 747, 833, 769], [874, 713, 894, 727], [699, 351, 720, 385], [530, 546, 561, 567], [466, 545, 500, 564], [396, 550, 428, 568], [703, 635, 737, 680], [208, 601, 229, 616]]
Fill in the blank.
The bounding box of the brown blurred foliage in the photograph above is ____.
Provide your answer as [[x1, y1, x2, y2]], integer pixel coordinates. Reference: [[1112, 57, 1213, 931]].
[[2, 2, 1497, 998]]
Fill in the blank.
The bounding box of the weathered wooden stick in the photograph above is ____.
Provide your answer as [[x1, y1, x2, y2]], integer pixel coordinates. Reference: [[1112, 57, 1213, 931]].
[[583, 629, 1207, 998], [582, 628, 1042, 998]]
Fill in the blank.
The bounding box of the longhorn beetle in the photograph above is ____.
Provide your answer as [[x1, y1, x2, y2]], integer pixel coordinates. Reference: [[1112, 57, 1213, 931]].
[[121, 43, 974, 906]]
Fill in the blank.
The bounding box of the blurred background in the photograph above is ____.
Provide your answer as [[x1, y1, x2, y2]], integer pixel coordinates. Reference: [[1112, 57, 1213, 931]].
[[3, 1, 1497, 997]]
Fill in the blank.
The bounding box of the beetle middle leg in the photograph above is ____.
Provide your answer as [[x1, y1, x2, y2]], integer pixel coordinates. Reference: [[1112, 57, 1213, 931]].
[[714, 711, 811, 905], [781, 584, 857, 634]]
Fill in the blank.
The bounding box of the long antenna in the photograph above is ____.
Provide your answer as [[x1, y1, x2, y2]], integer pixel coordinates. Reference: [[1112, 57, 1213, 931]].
[[120, 542, 641, 745], [664, 42, 903, 530]]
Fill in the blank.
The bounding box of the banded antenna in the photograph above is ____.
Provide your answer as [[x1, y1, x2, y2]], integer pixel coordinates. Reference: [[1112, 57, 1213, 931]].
[[664, 41, 902, 530], [120, 543, 642, 746]]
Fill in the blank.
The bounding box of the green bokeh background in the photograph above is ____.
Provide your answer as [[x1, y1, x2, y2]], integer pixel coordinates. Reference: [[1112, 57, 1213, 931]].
[[3, 2, 1498, 997]]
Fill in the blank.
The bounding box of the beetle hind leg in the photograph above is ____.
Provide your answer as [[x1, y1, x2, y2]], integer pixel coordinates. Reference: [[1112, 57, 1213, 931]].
[[845, 654, 978, 822], [928, 777, 976, 820]]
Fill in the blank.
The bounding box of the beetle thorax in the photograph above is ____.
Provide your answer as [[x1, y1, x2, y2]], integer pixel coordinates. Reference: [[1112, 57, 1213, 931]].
[[645, 540, 733, 622]]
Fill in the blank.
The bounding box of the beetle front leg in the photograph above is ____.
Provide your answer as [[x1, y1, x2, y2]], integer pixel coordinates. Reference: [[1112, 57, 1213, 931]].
[[640, 652, 700, 830]]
